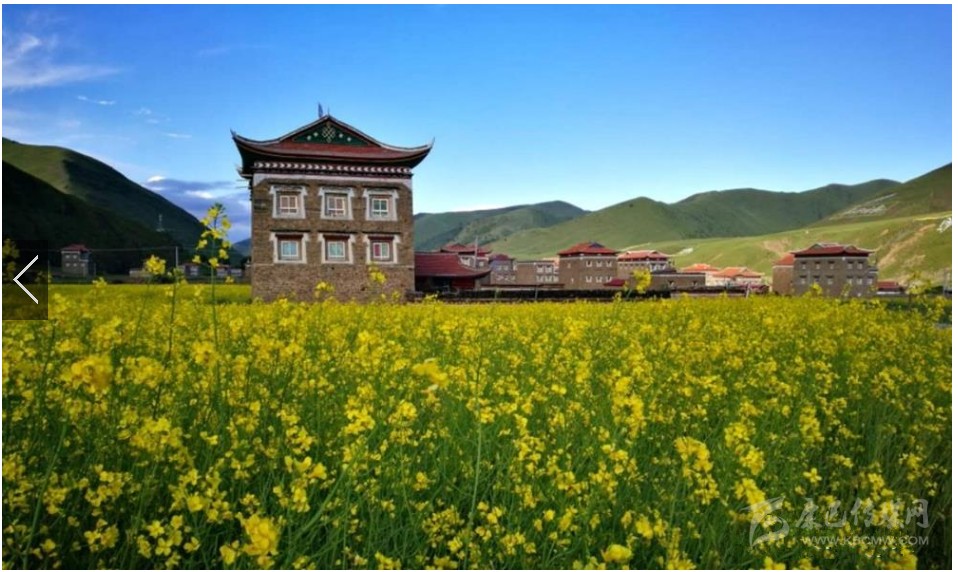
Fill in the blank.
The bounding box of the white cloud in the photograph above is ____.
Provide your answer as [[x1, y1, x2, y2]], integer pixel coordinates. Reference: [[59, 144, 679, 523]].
[[77, 95, 115, 106], [2, 31, 117, 90], [186, 190, 215, 200], [146, 175, 166, 184], [164, 132, 191, 139]]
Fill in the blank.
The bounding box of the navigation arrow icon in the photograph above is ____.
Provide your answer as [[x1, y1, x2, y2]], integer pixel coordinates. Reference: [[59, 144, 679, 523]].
[[14, 255, 39, 304]]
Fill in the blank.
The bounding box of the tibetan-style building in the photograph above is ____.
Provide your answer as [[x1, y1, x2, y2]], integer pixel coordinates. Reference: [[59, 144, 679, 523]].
[[233, 114, 432, 301]]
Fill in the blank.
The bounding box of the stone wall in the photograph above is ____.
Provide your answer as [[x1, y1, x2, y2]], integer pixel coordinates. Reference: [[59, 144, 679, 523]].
[[248, 173, 415, 302]]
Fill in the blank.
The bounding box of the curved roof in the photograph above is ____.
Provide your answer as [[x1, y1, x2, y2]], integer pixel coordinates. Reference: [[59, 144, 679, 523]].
[[557, 242, 617, 256], [618, 249, 672, 261], [415, 252, 491, 278], [791, 243, 873, 257], [232, 114, 433, 174]]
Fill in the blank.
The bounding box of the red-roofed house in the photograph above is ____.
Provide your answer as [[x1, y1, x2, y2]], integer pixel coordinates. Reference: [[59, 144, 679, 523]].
[[557, 242, 618, 290], [233, 113, 432, 301], [515, 259, 560, 286], [485, 253, 518, 285], [61, 244, 91, 277], [414, 252, 491, 292], [678, 263, 723, 286], [713, 266, 765, 287], [617, 250, 674, 277], [771, 253, 795, 295], [791, 243, 878, 297], [440, 243, 491, 270], [876, 280, 906, 296]]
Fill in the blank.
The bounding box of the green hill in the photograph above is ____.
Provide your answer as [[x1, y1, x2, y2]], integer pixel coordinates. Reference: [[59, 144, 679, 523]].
[[490, 179, 898, 259], [819, 163, 951, 224], [630, 211, 951, 283], [3, 138, 205, 249], [414, 201, 586, 251], [2, 162, 180, 274]]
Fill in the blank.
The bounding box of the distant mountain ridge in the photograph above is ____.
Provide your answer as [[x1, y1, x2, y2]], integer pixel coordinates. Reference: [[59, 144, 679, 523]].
[[2, 162, 180, 273], [414, 201, 586, 251], [3, 138, 206, 249], [489, 179, 901, 259]]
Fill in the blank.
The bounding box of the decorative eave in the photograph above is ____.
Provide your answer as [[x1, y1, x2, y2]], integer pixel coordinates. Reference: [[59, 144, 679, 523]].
[[232, 114, 433, 177], [240, 160, 414, 180]]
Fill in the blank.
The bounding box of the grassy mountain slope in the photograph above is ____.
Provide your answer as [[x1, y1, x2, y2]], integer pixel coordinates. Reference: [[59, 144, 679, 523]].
[[491, 179, 898, 259], [630, 211, 952, 283], [3, 138, 205, 248], [414, 201, 585, 251], [3, 162, 180, 273], [819, 163, 951, 225]]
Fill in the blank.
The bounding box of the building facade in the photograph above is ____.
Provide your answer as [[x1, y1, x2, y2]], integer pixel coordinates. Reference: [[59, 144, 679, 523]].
[[791, 243, 878, 297], [771, 254, 795, 295], [515, 259, 561, 286], [61, 244, 91, 277], [233, 114, 432, 301], [617, 250, 674, 278], [557, 242, 618, 290]]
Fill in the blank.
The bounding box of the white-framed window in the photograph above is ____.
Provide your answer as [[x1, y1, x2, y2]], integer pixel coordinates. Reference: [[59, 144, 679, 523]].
[[271, 185, 307, 219], [363, 189, 398, 221], [327, 240, 347, 261], [372, 241, 391, 261], [270, 233, 308, 264], [586, 260, 592, 267], [586, 275, 593, 283], [320, 187, 355, 220], [325, 194, 348, 217], [365, 235, 399, 264]]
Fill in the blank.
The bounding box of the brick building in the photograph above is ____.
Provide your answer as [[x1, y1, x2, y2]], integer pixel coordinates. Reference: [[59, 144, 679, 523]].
[[771, 253, 795, 295], [557, 242, 618, 290], [233, 114, 432, 301], [791, 243, 878, 297], [414, 252, 490, 292], [617, 250, 674, 278], [515, 259, 561, 286], [61, 244, 91, 277]]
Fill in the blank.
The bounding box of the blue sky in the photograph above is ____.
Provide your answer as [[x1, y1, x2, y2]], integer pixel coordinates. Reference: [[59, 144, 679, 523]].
[[2, 5, 951, 241]]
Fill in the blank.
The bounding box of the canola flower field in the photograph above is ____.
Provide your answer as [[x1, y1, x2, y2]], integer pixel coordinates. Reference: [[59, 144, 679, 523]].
[[2, 282, 951, 569]]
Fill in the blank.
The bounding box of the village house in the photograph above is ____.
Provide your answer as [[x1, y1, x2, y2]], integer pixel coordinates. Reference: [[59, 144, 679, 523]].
[[557, 242, 618, 290], [712, 266, 765, 287], [515, 259, 561, 286], [680, 263, 724, 286], [484, 253, 518, 286], [771, 254, 795, 295], [60, 244, 91, 277], [790, 243, 878, 297], [233, 113, 432, 301], [617, 250, 674, 278], [440, 243, 490, 269], [414, 252, 490, 292], [649, 268, 707, 292]]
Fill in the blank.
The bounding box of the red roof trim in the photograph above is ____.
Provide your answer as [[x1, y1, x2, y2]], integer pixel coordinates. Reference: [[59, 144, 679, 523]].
[[415, 252, 491, 278], [791, 244, 873, 257], [557, 241, 618, 256]]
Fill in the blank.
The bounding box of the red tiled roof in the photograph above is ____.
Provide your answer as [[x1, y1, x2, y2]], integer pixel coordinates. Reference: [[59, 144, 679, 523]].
[[618, 250, 672, 261], [604, 278, 627, 288], [557, 242, 617, 256], [774, 253, 795, 266], [487, 253, 512, 261], [791, 243, 873, 257], [877, 280, 904, 291], [680, 263, 720, 273], [232, 115, 432, 173], [440, 243, 491, 256], [415, 252, 491, 278], [61, 243, 90, 252], [714, 267, 763, 279]]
